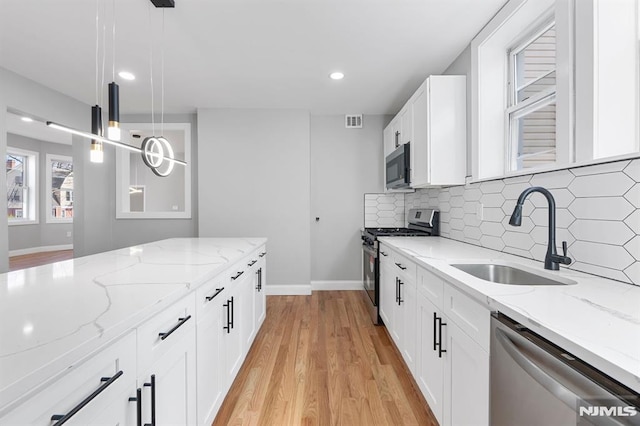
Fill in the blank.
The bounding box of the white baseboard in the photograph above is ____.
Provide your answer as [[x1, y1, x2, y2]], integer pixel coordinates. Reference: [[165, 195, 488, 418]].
[[311, 280, 362, 291], [9, 244, 73, 257], [265, 285, 312, 296]]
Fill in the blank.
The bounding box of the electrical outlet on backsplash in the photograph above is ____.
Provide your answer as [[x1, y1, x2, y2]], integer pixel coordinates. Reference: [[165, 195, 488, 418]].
[[405, 158, 640, 286], [364, 193, 406, 228]]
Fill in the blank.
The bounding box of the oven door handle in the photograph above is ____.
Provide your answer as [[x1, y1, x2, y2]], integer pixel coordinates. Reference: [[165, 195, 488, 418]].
[[362, 245, 377, 258], [495, 328, 622, 415]]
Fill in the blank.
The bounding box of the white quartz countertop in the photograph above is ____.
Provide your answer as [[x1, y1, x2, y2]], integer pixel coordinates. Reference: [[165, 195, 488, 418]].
[[0, 237, 266, 412], [379, 237, 640, 393]]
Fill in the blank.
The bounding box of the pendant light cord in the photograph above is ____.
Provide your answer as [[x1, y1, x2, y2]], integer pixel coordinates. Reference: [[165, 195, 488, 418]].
[[112, 0, 116, 81], [95, 0, 99, 105], [149, 3, 155, 136], [100, 0, 107, 109], [161, 9, 165, 136]]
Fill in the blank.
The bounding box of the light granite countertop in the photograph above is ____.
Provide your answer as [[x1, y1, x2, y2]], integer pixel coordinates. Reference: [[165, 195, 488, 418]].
[[379, 236, 640, 393], [0, 237, 266, 413]]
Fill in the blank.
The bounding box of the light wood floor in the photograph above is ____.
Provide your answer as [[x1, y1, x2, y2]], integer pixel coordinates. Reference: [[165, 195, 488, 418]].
[[9, 250, 74, 271], [214, 291, 438, 426]]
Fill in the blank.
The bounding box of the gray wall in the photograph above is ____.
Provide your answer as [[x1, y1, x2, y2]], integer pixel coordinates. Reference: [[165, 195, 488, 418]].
[[197, 109, 311, 288], [7, 133, 73, 251], [310, 115, 388, 281]]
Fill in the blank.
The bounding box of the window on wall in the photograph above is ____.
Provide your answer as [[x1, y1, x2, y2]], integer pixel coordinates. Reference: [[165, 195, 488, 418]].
[[6, 148, 38, 224], [507, 22, 557, 171], [46, 154, 73, 222]]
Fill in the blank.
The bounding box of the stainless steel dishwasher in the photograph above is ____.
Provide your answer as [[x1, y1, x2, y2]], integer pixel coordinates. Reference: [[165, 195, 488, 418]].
[[490, 313, 640, 426]]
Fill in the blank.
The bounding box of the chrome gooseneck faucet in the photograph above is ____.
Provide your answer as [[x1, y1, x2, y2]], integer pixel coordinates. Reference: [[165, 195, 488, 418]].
[[509, 186, 572, 270]]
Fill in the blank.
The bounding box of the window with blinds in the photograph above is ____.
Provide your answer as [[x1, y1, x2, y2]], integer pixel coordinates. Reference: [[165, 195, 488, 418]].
[[506, 22, 556, 171]]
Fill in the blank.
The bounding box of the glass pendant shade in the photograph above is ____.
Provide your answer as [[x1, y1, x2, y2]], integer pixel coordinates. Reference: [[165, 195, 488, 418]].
[[91, 105, 104, 163], [108, 82, 121, 141]]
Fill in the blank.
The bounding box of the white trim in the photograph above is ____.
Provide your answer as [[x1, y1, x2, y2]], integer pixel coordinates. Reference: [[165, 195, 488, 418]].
[[265, 284, 311, 296], [311, 280, 363, 291], [7, 146, 39, 224], [116, 122, 192, 219], [9, 244, 73, 257], [45, 153, 73, 224]]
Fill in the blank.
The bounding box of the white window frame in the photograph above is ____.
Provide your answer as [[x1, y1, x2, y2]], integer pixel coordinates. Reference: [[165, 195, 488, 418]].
[[471, 0, 572, 180], [6, 147, 38, 226], [115, 122, 192, 219], [45, 153, 73, 224]]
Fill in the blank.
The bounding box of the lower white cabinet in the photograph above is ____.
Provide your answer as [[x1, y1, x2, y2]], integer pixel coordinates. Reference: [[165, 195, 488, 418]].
[[137, 292, 197, 426], [381, 250, 490, 426], [443, 319, 490, 426], [0, 331, 137, 426], [254, 253, 267, 328]]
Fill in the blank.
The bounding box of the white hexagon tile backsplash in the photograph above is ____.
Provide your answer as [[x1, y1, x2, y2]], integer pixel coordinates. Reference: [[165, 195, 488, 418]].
[[404, 158, 640, 286]]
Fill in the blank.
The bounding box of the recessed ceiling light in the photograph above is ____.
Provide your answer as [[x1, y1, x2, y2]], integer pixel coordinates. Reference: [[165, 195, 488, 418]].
[[329, 72, 344, 80], [21, 117, 33, 123], [118, 71, 136, 81]]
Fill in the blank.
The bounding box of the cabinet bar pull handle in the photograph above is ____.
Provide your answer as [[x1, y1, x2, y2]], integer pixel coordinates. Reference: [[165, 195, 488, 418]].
[[259, 252, 266, 257], [248, 260, 257, 267], [398, 279, 404, 305], [256, 269, 261, 290], [231, 271, 244, 280], [438, 318, 447, 358], [51, 370, 124, 425], [395, 262, 407, 270], [143, 374, 156, 426], [128, 387, 142, 426], [433, 312, 437, 351], [158, 315, 191, 341], [223, 300, 231, 333], [205, 287, 225, 302], [380, 251, 388, 257], [230, 296, 235, 329]]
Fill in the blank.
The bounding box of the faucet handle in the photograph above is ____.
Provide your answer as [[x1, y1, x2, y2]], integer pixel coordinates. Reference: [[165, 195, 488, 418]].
[[556, 241, 572, 265], [562, 241, 568, 257]]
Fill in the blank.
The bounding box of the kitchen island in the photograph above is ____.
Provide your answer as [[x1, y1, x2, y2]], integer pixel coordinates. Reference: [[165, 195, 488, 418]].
[[0, 237, 267, 425]]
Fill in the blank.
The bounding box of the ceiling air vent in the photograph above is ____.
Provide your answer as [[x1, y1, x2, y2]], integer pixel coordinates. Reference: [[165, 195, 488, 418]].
[[345, 114, 363, 129]]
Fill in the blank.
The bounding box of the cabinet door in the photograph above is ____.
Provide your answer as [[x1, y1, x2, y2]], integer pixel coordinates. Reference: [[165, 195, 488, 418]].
[[400, 105, 413, 145], [379, 261, 396, 332], [411, 82, 429, 186], [196, 285, 227, 426], [416, 292, 445, 425], [391, 117, 402, 149], [254, 260, 266, 329], [398, 278, 417, 375], [223, 283, 244, 384], [444, 321, 490, 426], [238, 269, 256, 352], [383, 124, 395, 157]]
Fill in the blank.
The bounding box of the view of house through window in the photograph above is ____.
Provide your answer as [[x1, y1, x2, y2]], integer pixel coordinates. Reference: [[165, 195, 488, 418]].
[[507, 22, 557, 170], [6, 153, 26, 220], [49, 157, 73, 220]]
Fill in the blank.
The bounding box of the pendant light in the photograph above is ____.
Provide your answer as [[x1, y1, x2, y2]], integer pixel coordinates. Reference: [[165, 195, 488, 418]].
[[90, 105, 104, 163], [107, 0, 121, 141]]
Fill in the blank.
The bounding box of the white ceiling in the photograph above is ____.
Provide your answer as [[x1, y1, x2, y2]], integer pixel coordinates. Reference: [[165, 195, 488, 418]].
[[0, 0, 506, 115]]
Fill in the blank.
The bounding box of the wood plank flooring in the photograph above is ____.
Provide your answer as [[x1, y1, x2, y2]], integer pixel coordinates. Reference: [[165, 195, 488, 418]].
[[213, 291, 438, 426], [9, 250, 74, 271]]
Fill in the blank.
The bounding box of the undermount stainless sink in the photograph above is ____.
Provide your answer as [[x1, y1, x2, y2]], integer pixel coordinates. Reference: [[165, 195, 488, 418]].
[[450, 262, 577, 286]]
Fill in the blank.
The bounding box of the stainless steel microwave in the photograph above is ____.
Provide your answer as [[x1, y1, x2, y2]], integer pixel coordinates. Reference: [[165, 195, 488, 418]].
[[386, 142, 411, 189]]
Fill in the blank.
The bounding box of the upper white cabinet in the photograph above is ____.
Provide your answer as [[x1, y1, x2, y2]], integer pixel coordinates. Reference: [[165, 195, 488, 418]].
[[384, 75, 467, 188]]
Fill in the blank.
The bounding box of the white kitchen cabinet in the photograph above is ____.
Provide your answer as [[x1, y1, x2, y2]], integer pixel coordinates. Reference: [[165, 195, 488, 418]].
[[137, 292, 197, 426], [400, 105, 413, 146], [443, 320, 490, 426], [378, 245, 418, 374], [410, 75, 466, 187], [383, 122, 396, 158], [415, 266, 490, 426], [196, 277, 228, 426], [0, 331, 137, 426], [254, 251, 267, 329], [417, 290, 445, 425]]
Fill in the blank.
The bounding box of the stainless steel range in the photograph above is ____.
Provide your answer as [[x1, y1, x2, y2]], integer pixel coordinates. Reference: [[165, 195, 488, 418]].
[[361, 208, 439, 324]]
